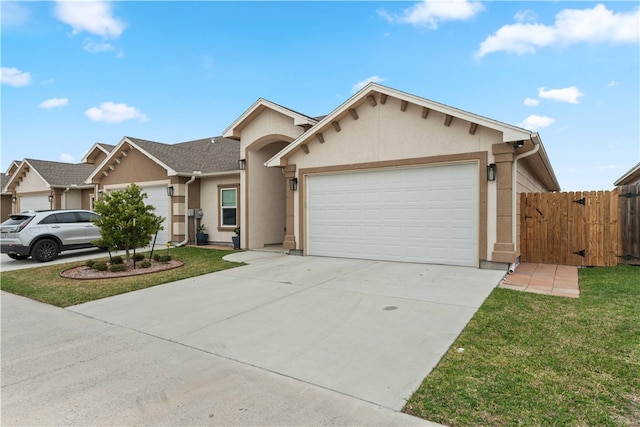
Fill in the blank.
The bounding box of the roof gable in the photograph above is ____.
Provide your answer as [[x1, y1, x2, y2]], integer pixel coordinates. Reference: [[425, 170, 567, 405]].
[[87, 135, 240, 182], [5, 159, 95, 192], [81, 142, 115, 164], [266, 83, 538, 167], [222, 98, 318, 140]]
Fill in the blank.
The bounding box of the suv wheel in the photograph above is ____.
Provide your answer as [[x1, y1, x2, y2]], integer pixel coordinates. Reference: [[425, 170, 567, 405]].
[[7, 253, 30, 260], [32, 239, 59, 262]]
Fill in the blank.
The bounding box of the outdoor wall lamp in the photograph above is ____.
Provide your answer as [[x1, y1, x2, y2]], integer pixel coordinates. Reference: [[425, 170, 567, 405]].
[[289, 177, 298, 191], [238, 159, 246, 170], [487, 163, 497, 182], [513, 140, 525, 149], [166, 186, 174, 197], [48, 195, 54, 202]]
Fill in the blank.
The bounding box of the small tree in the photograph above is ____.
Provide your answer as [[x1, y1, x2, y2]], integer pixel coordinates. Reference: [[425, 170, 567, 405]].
[[92, 183, 164, 263]]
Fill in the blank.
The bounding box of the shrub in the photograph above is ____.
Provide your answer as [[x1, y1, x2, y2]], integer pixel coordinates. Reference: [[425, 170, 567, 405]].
[[153, 253, 161, 262], [133, 253, 145, 261], [159, 255, 172, 262], [85, 259, 95, 267], [140, 260, 151, 268], [109, 264, 127, 272], [93, 262, 108, 271], [111, 255, 124, 265]]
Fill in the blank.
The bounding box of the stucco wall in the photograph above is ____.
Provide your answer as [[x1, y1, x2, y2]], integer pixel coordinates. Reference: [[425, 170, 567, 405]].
[[289, 96, 503, 169], [13, 168, 47, 192], [240, 108, 304, 153], [200, 176, 241, 245], [98, 149, 167, 186], [285, 94, 503, 261]]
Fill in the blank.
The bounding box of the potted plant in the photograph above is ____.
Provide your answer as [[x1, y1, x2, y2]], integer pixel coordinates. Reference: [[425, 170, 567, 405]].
[[196, 223, 208, 245], [232, 227, 240, 249]]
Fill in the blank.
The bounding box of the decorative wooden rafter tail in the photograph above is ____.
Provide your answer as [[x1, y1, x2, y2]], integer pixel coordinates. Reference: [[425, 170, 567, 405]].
[[400, 100, 408, 112], [315, 133, 325, 143], [444, 114, 453, 127], [348, 108, 359, 120], [332, 121, 341, 132]]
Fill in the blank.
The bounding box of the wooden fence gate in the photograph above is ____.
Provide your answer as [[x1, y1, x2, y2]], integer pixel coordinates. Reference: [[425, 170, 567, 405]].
[[520, 191, 620, 267], [617, 185, 640, 265]]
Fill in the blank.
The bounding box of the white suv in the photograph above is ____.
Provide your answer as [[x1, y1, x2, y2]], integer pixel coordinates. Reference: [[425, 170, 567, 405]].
[[0, 210, 101, 262]]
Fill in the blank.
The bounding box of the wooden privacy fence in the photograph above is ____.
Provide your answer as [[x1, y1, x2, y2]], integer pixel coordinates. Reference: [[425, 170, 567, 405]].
[[520, 190, 622, 267], [618, 185, 640, 265]]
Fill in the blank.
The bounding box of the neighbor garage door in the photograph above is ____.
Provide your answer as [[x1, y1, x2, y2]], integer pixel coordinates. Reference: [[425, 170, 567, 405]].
[[307, 163, 478, 266], [141, 185, 169, 245], [19, 195, 49, 212]]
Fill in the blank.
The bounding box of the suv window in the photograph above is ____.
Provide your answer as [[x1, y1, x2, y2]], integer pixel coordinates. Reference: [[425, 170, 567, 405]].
[[77, 211, 100, 223], [2, 215, 33, 226]]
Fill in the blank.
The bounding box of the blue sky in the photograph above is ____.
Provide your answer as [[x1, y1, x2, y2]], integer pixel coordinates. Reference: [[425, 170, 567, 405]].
[[1, 1, 638, 191]]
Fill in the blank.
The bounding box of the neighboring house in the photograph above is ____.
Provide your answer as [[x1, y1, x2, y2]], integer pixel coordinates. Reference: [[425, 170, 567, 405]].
[[3, 144, 113, 214], [614, 162, 640, 186], [225, 83, 560, 268], [85, 136, 240, 246], [4, 159, 97, 212]]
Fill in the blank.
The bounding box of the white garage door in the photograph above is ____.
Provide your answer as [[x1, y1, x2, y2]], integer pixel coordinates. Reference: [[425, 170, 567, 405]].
[[141, 186, 169, 245], [19, 195, 49, 212], [307, 163, 478, 266]]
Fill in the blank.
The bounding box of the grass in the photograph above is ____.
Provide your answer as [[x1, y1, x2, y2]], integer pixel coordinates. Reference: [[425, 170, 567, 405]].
[[404, 265, 640, 426], [0, 246, 243, 307]]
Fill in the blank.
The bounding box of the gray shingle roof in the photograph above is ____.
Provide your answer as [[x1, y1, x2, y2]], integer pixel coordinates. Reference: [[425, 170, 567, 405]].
[[126, 136, 240, 174], [25, 159, 95, 187]]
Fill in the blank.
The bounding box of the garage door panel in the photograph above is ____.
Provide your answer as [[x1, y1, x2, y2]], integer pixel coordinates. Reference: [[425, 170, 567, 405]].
[[140, 186, 169, 245], [307, 164, 478, 266]]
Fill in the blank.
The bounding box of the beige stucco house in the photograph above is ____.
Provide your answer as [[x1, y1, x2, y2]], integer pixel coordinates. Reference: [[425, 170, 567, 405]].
[[226, 83, 559, 268], [615, 162, 640, 186], [85, 136, 240, 246], [2, 145, 111, 214], [3, 83, 560, 269]]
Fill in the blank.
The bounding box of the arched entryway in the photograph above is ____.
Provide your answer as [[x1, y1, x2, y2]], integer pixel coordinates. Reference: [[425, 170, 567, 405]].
[[244, 139, 290, 249]]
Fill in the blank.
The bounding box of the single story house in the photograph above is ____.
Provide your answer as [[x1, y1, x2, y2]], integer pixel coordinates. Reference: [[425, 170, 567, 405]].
[[615, 162, 640, 186], [5, 83, 560, 269]]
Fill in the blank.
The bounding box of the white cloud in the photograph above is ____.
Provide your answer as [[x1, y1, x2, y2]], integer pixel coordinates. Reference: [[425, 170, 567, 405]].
[[379, 0, 484, 29], [54, 0, 126, 39], [85, 102, 148, 124], [83, 39, 115, 54], [39, 98, 69, 109], [477, 4, 639, 57], [1, 67, 32, 87], [351, 76, 386, 93], [60, 153, 75, 163], [524, 98, 540, 107], [607, 80, 619, 87], [518, 115, 555, 130], [1, 2, 31, 27], [538, 86, 584, 104]]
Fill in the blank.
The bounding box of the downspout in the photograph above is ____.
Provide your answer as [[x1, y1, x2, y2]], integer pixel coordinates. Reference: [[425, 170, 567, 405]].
[[176, 174, 197, 247], [511, 133, 540, 267]]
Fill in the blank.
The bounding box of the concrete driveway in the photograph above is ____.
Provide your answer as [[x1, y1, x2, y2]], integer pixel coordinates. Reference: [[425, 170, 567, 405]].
[[2, 252, 505, 425]]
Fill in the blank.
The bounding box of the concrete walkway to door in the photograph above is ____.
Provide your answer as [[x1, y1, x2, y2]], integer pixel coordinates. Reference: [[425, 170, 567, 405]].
[[67, 253, 505, 412]]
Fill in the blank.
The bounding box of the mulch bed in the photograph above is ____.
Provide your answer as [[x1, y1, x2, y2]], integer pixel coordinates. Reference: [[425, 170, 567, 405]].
[[60, 259, 184, 280]]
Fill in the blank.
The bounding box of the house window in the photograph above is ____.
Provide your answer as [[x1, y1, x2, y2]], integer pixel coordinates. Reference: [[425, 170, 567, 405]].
[[220, 188, 237, 227]]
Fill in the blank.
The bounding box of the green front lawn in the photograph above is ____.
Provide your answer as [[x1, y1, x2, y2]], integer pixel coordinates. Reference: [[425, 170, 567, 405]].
[[0, 246, 242, 307], [404, 265, 640, 426]]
